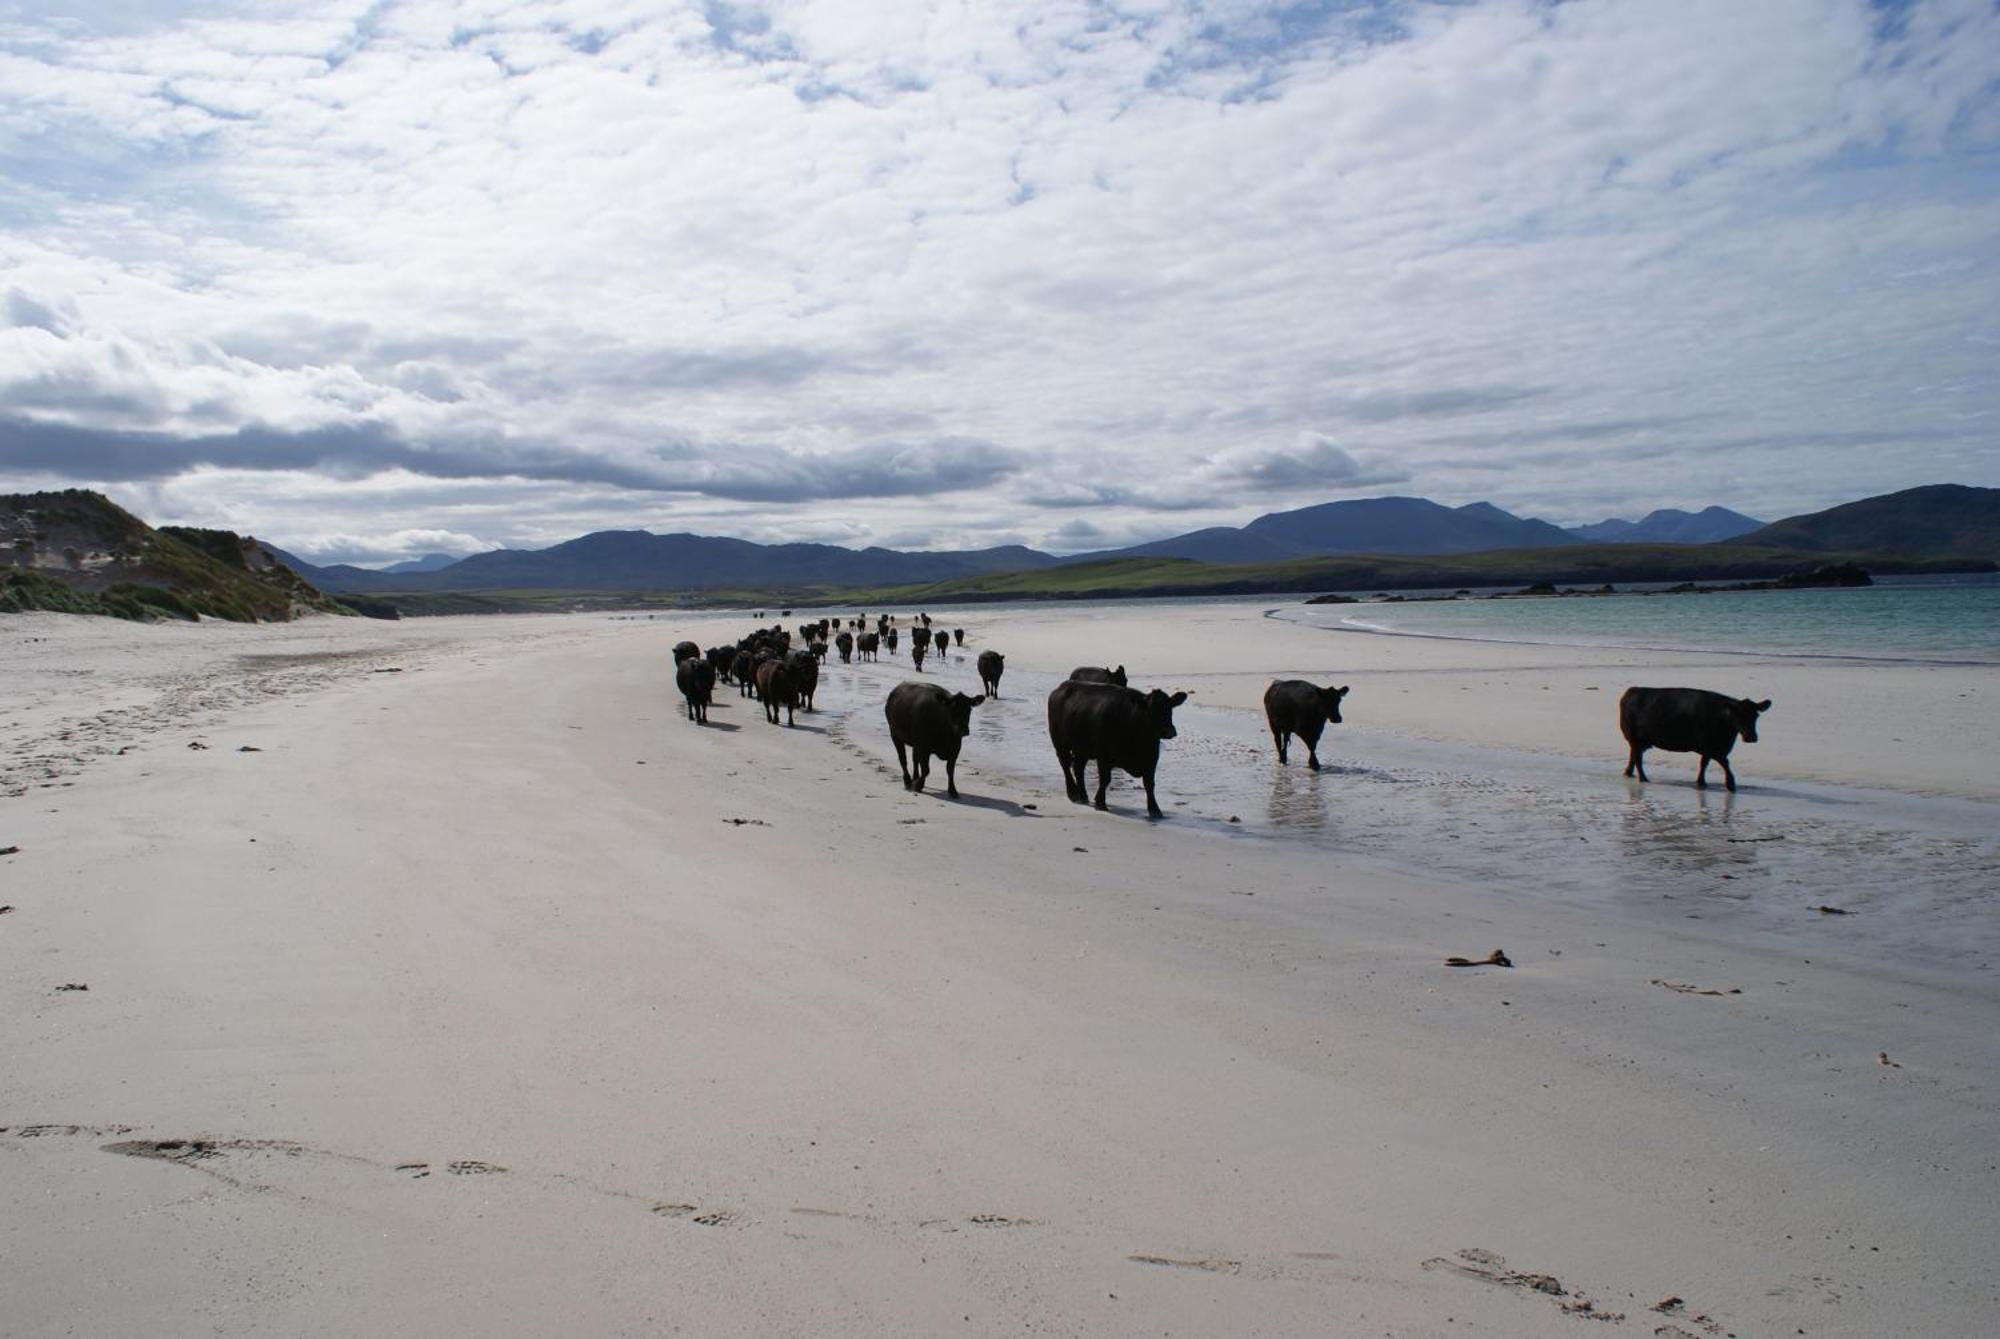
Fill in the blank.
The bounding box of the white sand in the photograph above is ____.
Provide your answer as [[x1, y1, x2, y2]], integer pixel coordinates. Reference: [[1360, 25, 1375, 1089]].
[[2, 603, 1996, 1337]]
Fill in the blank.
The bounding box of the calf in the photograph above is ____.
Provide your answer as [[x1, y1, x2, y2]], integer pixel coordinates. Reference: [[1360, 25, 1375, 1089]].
[[909, 637, 928, 671], [857, 632, 879, 661], [1068, 664, 1127, 687], [885, 628, 900, 653], [835, 631, 854, 663], [1263, 679, 1350, 771], [675, 657, 714, 724], [976, 649, 1005, 697], [885, 682, 984, 799], [953, 628, 965, 647], [1620, 687, 1771, 792], [1046, 679, 1188, 819], [933, 629, 950, 658], [756, 659, 800, 726]]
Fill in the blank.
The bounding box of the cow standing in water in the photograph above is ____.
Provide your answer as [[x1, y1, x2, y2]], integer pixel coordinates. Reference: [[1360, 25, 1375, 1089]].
[[1620, 687, 1771, 792], [1263, 680, 1350, 771], [885, 682, 985, 798], [976, 650, 1005, 697], [835, 631, 854, 663], [933, 629, 950, 659], [1046, 680, 1188, 819], [910, 636, 928, 672]]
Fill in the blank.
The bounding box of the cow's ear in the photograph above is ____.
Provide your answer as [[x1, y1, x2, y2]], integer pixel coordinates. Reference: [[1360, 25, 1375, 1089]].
[[1756, 699, 1772, 712], [1115, 664, 1125, 675], [1337, 685, 1351, 697], [1169, 691, 1188, 706], [964, 694, 985, 708]]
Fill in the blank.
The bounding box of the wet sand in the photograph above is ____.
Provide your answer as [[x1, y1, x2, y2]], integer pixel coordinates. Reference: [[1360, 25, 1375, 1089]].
[[2, 603, 1996, 1337]]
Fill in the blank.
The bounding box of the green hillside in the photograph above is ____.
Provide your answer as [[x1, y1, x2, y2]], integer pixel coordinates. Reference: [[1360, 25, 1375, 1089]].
[[0, 490, 348, 622]]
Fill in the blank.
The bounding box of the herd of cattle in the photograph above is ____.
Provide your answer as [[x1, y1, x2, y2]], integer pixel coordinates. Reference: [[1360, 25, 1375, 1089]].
[[669, 615, 1775, 817]]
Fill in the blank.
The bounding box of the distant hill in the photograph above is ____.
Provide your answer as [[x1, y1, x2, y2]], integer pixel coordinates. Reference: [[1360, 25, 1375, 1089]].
[[1736, 484, 1999, 562], [1569, 506, 1763, 544], [0, 490, 346, 622], [1077, 496, 1579, 563], [279, 530, 1066, 595]]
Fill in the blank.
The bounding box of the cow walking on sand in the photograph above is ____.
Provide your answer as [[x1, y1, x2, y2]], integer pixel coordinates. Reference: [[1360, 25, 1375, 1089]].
[[885, 682, 985, 799]]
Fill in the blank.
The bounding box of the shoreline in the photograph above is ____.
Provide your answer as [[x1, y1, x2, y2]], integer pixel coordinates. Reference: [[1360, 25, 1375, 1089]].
[[4, 606, 1996, 1336]]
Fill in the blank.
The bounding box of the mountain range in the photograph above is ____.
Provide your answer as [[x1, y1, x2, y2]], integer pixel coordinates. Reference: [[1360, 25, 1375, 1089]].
[[272, 495, 1790, 594]]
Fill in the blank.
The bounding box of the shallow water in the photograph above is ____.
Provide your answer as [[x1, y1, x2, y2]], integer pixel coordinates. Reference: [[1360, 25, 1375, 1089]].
[[1279, 573, 2000, 664], [798, 647, 1999, 982]]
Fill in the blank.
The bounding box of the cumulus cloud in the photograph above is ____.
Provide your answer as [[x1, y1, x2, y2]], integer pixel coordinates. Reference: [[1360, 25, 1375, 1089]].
[[0, 0, 1994, 556]]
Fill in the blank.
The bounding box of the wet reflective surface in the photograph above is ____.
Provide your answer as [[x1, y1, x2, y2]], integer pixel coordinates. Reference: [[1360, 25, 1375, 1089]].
[[799, 650, 1999, 979]]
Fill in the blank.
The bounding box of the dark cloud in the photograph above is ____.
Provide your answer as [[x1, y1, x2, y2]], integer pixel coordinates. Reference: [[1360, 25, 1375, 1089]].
[[0, 418, 1022, 502], [1338, 385, 1551, 423], [1214, 437, 1410, 490]]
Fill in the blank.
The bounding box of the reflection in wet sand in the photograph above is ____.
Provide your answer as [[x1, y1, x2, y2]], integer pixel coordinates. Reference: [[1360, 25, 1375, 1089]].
[[821, 658, 2000, 977]]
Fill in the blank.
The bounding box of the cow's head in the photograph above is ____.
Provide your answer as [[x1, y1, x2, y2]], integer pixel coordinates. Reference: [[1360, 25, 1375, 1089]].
[[1145, 689, 1190, 739], [1320, 684, 1351, 723], [949, 693, 986, 736], [1735, 697, 1772, 743]]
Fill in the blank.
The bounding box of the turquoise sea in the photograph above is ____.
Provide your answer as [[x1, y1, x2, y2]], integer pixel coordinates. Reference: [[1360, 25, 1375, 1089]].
[[1280, 573, 2000, 664]]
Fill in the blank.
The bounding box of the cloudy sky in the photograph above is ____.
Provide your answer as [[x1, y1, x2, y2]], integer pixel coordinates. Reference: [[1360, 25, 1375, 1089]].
[[2, 0, 1996, 563]]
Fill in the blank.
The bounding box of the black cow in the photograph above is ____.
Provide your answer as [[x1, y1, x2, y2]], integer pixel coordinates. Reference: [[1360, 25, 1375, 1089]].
[[886, 628, 900, 653], [732, 649, 758, 696], [1069, 664, 1127, 687], [788, 649, 820, 712], [1046, 680, 1188, 819], [976, 650, 1005, 697], [756, 659, 799, 726], [909, 637, 928, 671], [672, 640, 700, 665], [810, 640, 829, 663], [885, 682, 985, 798], [932, 629, 950, 658], [1263, 679, 1350, 771], [835, 631, 854, 663], [1620, 687, 1771, 792], [953, 628, 964, 647], [857, 632, 879, 661], [706, 645, 735, 684], [675, 657, 714, 724]]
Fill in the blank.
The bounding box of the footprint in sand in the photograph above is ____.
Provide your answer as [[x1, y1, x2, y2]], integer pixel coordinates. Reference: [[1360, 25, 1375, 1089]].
[[446, 1159, 507, 1175]]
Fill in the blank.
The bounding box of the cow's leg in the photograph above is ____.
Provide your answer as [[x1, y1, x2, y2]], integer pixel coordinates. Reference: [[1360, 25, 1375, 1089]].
[[1719, 757, 1737, 792], [944, 755, 959, 799], [912, 748, 928, 792], [786, 702, 795, 727], [1626, 743, 1647, 781], [1142, 767, 1163, 819], [1272, 728, 1288, 765], [1093, 758, 1111, 810], [894, 740, 912, 789], [1695, 755, 1709, 789]]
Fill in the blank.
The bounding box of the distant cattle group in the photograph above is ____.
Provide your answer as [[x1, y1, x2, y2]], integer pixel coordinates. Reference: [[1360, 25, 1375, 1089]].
[[667, 611, 1773, 819]]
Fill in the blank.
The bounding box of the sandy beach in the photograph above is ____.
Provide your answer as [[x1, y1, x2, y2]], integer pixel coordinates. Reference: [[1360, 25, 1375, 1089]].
[[3, 602, 1996, 1337]]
